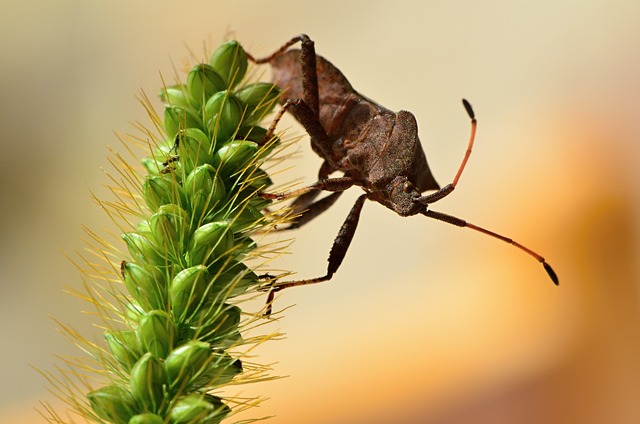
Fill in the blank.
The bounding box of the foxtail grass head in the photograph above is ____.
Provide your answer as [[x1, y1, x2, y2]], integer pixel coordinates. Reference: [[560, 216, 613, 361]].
[[40, 38, 291, 424]]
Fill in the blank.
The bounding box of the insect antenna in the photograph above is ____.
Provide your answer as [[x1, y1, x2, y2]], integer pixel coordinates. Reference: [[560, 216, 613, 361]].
[[420, 208, 559, 285], [414, 99, 477, 206], [453, 99, 477, 187]]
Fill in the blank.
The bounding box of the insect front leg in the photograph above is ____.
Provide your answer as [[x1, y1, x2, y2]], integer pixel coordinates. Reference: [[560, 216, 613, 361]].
[[260, 176, 355, 201], [265, 161, 344, 231]]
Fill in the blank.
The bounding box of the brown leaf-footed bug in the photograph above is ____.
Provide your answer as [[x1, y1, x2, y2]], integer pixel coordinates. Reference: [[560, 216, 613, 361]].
[[248, 34, 558, 314]]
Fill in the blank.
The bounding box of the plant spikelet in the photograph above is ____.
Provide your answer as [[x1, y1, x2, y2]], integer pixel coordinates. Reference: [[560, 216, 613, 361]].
[[40, 38, 293, 424]]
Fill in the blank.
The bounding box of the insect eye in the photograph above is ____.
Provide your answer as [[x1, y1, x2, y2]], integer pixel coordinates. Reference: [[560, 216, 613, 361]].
[[402, 181, 415, 193]]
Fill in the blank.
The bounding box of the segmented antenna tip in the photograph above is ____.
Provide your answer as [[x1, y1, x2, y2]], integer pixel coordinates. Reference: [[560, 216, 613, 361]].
[[543, 262, 559, 286], [462, 98, 475, 120]]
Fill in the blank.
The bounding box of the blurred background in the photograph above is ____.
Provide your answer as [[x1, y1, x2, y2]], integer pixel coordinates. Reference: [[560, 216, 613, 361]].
[[1, 1, 639, 423]]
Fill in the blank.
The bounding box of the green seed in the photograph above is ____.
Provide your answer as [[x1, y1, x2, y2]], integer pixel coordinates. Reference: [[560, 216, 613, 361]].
[[158, 85, 190, 108], [235, 82, 280, 124], [186, 221, 234, 267], [184, 164, 227, 221], [129, 353, 166, 411], [213, 139, 259, 177], [87, 385, 137, 424], [186, 63, 226, 108], [138, 310, 176, 359], [121, 261, 165, 310], [122, 232, 166, 267], [169, 394, 230, 424], [209, 40, 248, 89], [176, 128, 214, 175], [236, 125, 267, 142], [190, 352, 242, 389], [164, 105, 204, 139], [169, 265, 210, 322], [211, 261, 259, 298], [142, 174, 185, 211], [148, 204, 189, 260], [245, 167, 273, 191], [203, 91, 243, 142], [191, 304, 241, 348], [128, 413, 164, 424], [164, 341, 211, 391], [227, 202, 265, 233], [104, 330, 141, 373]]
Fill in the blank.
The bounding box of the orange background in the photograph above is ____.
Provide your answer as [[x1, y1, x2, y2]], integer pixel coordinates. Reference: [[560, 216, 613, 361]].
[[1, 1, 639, 423]]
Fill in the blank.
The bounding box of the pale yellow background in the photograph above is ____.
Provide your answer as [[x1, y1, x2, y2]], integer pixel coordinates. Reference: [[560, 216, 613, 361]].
[[1, 1, 639, 423]]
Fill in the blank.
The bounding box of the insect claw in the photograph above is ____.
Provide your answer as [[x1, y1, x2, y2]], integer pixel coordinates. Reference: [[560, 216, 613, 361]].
[[257, 273, 278, 292], [264, 289, 276, 317], [258, 192, 281, 200]]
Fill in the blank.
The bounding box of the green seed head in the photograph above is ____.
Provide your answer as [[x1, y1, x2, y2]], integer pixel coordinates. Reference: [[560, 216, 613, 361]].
[[51, 38, 287, 424]]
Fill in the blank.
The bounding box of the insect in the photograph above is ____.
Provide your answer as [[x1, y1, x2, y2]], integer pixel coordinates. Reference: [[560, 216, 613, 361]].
[[248, 34, 558, 313]]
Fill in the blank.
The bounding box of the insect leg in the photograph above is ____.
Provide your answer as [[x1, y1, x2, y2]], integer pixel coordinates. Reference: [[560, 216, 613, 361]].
[[260, 176, 355, 201], [267, 161, 343, 231], [421, 209, 559, 285], [264, 193, 368, 313], [247, 34, 319, 116], [247, 34, 311, 64], [283, 160, 333, 213], [282, 192, 344, 231], [415, 99, 477, 206]]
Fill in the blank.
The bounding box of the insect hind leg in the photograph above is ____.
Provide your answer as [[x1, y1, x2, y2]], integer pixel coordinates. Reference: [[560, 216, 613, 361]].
[[263, 193, 368, 315]]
